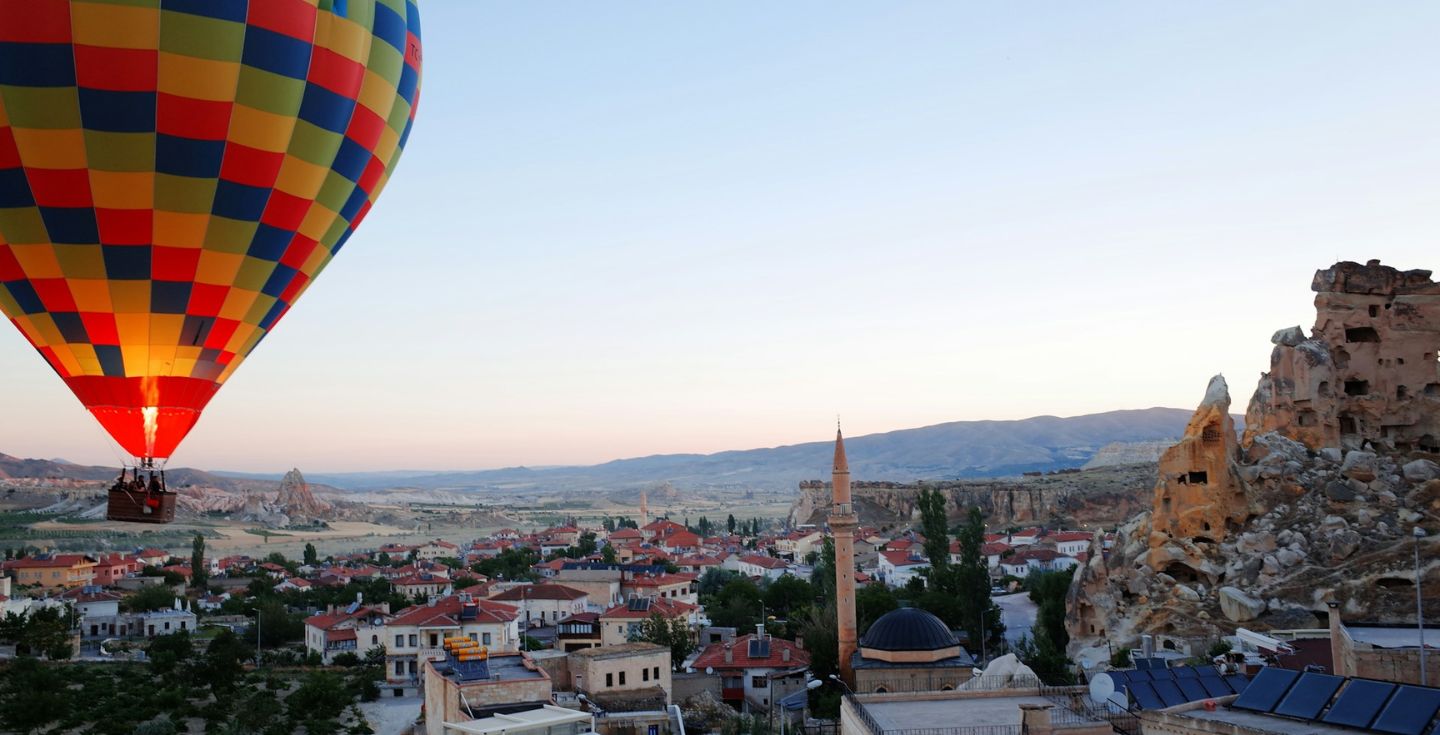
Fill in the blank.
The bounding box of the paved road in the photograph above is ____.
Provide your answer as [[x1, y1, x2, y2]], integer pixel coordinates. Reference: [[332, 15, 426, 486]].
[[993, 592, 1037, 645]]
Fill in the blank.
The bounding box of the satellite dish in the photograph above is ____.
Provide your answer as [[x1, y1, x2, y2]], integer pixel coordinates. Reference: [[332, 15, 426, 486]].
[[705, 667, 714, 675]]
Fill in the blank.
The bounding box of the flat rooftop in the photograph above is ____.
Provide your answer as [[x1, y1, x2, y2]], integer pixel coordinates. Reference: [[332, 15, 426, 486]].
[[438, 653, 547, 684], [1348, 625, 1437, 649], [861, 695, 1098, 728], [569, 643, 666, 661], [444, 705, 593, 735], [1179, 707, 1359, 735]]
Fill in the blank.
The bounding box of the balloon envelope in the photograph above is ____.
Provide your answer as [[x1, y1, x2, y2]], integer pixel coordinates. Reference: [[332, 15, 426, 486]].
[[0, 0, 422, 458]]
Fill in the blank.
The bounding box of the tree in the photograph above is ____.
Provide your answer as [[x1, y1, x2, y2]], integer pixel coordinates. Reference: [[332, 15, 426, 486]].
[[148, 631, 193, 677], [200, 628, 250, 692], [854, 584, 898, 635], [952, 507, 1003, 649], [575, 532, 597, 557], [304, 543, 318, 566], [1017, 569, 1073, 683], [795, 603, 838, 680], [763, 574, 814, 617], [124, 585, 179, 613], [811, 537, 836, 603], [697, 568, 737, 596], [600, 545, 617, 564], [704, 578, 763, 629], [633, 612, 693, 668], [916, 487, 951, 576], [727, 514, 736, 534], [191, 534, 208, 588], [0, 657, 65, 733], [257, 600, 303, 646], [287, 671, 350, 721]]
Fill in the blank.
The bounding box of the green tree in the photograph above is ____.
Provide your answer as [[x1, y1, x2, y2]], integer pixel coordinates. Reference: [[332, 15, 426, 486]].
[[575, 532, 598, 557], [696, 568, 737, 596], [257, 601, 304, 646], [600, 545, 617, 564], [794, 603, 838, 679], [133, 716, 178, 735], [1018, 569, 1074, 683], [704, 578, 763, 629], [12, 606, 74, 659], [147, 631, 193, 677], [854, 584, 898, 635], [633, 612, 693, 668], [124, 585, 178, 612], [304, 543, 318, 566], [810, 537, 836, 603], [287, 671, 351, 721], [200, 628, 250, 692], [763, 574, 814, 617], [190, 534, 208, 588], [726, 514, 736, 534], [916, 487, 951, 576], [0, 657, 67, 733], [953, 507, 1003, 649]]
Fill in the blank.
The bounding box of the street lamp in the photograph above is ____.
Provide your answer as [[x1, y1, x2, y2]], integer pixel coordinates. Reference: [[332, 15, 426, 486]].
[[1414, 526, 1428, 687]]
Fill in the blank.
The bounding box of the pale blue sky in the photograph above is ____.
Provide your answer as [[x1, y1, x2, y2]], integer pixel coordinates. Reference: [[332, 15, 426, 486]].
[[3, 2, 1439, 471]]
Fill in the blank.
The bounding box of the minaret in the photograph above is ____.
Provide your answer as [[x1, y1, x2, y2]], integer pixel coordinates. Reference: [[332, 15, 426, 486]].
[[829, 426, 860, 686], [640, 490, 649, 527]]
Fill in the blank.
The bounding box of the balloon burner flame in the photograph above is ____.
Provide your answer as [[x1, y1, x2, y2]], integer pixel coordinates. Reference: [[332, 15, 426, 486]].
[[142, 407, 159, 459]]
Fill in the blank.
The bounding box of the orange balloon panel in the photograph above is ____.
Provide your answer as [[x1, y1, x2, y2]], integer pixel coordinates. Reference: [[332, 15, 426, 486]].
[[0, 0, 422, 459]]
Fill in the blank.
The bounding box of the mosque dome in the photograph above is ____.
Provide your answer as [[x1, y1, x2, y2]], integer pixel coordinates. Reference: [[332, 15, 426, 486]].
[[861, 607, 959, 652]]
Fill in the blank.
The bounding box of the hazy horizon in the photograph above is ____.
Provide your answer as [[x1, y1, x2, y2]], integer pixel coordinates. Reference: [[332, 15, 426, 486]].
[[1, 2, 1437, 471]]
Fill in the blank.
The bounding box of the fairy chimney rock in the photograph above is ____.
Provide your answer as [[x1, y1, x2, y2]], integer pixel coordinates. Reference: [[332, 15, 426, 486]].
[[1245, 260, 1440, 453], [1149, 375, 1247, 556]]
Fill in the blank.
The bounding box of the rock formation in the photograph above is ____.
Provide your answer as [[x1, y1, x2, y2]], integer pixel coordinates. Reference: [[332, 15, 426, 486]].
[[1068, 261, 1440, 662], [275, 468, 329, 519], [788, 464, 1158, 530]]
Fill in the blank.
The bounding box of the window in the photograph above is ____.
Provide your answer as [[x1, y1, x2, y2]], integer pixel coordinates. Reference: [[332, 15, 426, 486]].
[[620, 671, 626, 685], [643, 668, 650, 682], [606, 673, 614, 687], [408, 661, 417, 674], [654, 666, 661, 679], [372, 635, 379, 645], [428, 633, 438, 647], [395, 662, 405, 675], [395, 635, 404, 648], [752, 676, 767, 689], [482, 633, 492, 645], [408, 634, 417, 647]]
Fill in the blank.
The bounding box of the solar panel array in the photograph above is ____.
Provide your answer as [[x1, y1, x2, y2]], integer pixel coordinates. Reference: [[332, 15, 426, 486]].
[[1224, 667, 1440, 735], [748, 639, 771, 658], [1112, 664, 1250, 710], [627, 598, 651, 612]]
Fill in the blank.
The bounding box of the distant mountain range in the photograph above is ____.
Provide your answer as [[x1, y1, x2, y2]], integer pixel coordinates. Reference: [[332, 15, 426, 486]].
[[216, 407, 1208, 493]]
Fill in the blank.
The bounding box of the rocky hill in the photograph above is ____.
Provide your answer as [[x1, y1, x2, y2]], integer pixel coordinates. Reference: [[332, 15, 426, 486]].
[[788, 463, 1158, 530], [1068, 260, 1440, 663]]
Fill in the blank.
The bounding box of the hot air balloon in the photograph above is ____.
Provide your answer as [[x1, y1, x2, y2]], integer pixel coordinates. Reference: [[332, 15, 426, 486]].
[[0, 0, 422, 522]]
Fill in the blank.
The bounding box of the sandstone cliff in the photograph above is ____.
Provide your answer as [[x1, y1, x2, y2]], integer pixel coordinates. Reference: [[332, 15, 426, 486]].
[[788, 464, 1157, 531], [1068, 260, 1440, 662]]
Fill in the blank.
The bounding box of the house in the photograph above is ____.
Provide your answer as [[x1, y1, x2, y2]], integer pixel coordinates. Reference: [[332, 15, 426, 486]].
[[732, 554, 788, 581], [384, 594, 520, 696], [552, 568, 624, 611], [609, 528, 643, 544], [134, 548, 170, 567], [274, 577, 312, 593], [489, 584, 589, 628], [659, 530, 701, 555], [875, 550, 930, 588], [1004, 528, 1043, 547], [1047, 531, 1094, 558], [772, 530, 823, 561], [414, 540, 460, 562], [531, 559, 567, 579], [690, 630, 810, 714], [303, 603, 393, 664], [421, 652, 553, 735], [197, 592, 231, 612], [556, 612, 603, 652], [257, 562, 287, 580], [599, 597, 699, 647], [673, 555, 724, 575], [1010, 547, 1079, 573], [641, 519, 686, 541], [569, 642, 672, 707], [4, 554, 98, 589], [622, 573, 697, 605], [393, 573, 449, 599], [59, 586, 123, 638], [92, 554, 138, 586], [131, 608, 198, 638]]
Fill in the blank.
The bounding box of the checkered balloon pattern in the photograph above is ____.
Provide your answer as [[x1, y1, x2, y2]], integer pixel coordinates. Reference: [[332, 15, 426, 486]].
[[0, 0, 422, 459]]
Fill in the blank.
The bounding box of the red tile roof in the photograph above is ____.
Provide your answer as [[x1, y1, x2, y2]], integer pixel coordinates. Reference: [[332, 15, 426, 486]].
[[490, 584, 588, 601], [387, 595, 518, 627], [610, 529, 643, 540], [304, 605, 390, 630], [691, 634, 810, 671], [600, 597, 696, 620], [738, 554, 787, 570]]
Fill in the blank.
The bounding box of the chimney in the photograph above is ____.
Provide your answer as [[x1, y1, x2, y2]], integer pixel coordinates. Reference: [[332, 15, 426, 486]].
[[1141, 634, 1154, 660], [724, 644, 733, 665], [782, 647, 791, 663], [795, 635, 804, 650], [756, 623, 766, 640], [1327, 601, 1350, 677]]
